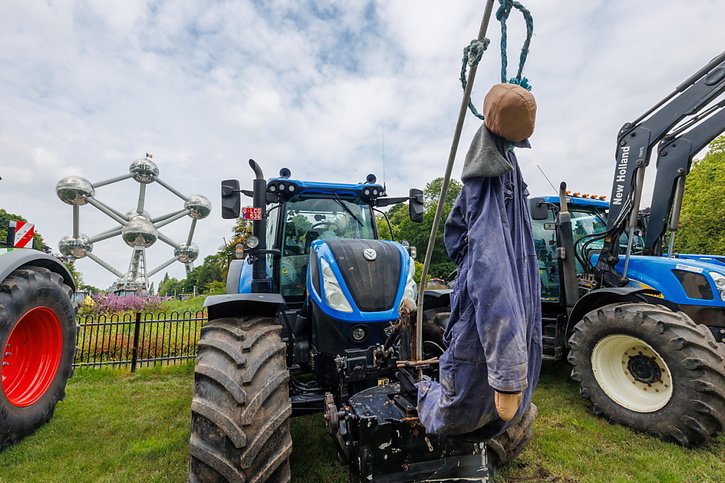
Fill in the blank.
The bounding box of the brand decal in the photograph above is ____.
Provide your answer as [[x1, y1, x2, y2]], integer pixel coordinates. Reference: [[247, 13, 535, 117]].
[[675, 263, 703, 274], [612, 146, 630, 206], [363, 248, 377, 261]]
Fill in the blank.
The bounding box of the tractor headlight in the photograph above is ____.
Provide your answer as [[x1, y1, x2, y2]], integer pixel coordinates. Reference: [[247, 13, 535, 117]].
[[320, 259, 353, 312], [709, 272, 725, 302], [402, 257, 417, 308]]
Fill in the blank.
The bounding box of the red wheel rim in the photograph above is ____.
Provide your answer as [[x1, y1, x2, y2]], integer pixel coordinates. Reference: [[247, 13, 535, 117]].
[[1, 306, 63, 407]]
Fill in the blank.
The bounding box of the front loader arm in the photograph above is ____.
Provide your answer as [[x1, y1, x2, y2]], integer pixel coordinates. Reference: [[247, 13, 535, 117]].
[[644, 102, 725, 255], [596, 51, 725, 284]]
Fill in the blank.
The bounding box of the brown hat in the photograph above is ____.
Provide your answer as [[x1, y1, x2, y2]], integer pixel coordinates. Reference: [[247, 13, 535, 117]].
[[483, 83, 537, 142]]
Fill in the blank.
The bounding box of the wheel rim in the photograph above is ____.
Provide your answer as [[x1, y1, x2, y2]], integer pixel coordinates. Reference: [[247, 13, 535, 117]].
[[591, 334, 673, 413], [1, 307, 64, 407]]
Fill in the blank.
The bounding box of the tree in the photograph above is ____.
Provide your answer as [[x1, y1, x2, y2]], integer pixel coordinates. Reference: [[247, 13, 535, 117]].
[[674, 136, 725, 255], [159, 275, 180, 296], [378, 177, 463, 280]]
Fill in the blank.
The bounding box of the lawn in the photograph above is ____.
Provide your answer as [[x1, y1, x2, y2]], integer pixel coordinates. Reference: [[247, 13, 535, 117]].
[[0, 362, 722, 482]]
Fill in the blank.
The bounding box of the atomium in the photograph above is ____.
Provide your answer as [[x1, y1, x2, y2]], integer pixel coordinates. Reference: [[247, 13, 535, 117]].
[[56, 176, 95, 206], [57, 154, 211, 293], [59, 234, 93, 259], [175, 243, 199, 264], [121, 218, 158, 248], [129, 157, 159, 184]]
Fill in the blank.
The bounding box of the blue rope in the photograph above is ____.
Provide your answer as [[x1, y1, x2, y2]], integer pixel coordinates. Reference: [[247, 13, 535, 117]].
[[460, 0, 534, 119], [496, 0, 533, 89], [460, 39, 491, 120]]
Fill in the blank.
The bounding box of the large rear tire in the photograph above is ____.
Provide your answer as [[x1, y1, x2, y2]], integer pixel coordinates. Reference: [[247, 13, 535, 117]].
[[568, 303, 725, 446], [0, 266, 77, 449], [189, 316, 292, 482]]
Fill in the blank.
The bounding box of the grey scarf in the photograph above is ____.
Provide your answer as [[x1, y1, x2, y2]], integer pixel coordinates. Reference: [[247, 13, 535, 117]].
[[461, 125, 531, 180]]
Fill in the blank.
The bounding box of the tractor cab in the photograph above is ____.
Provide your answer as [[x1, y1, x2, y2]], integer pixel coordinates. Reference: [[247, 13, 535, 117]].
[[238, 177, 384, 303], [530, 195, 645, 302]]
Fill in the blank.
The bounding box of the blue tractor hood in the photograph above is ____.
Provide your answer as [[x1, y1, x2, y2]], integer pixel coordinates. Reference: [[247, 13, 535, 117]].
[[307, 238, 415, 323], [592, 253, 725, 307]]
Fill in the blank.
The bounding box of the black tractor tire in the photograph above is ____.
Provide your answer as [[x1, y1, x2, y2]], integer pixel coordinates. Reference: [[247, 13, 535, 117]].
[[189, 316, 292, 482], [487, 402, 537, 468], [0, 266, 77, 449], [568, 302, 725, 447]]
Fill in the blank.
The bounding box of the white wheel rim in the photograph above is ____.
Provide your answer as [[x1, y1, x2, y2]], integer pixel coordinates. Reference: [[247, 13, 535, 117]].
[[591, 335, 673, 413]]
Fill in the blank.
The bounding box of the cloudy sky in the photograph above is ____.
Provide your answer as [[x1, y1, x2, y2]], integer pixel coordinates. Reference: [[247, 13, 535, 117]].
[[1, 0, 723, 289]]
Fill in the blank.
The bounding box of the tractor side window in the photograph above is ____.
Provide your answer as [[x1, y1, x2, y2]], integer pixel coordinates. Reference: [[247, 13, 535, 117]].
[[570, 208, 608, 272], [531, 209, 560, 301]]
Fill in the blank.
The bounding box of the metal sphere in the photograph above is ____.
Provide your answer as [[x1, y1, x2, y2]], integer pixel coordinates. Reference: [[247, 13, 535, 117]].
[[56, 176, 95, 205], [174, 242, 199, 263], [125, 209, 151, 221], [58, 234, 93, 259], [185, 195, 212, 219], [121, 218, 158, 247], [129, 157, 159, 184]]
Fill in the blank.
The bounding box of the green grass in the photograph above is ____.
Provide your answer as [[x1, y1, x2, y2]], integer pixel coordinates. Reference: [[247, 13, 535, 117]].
[[0, 362, 722, 482]]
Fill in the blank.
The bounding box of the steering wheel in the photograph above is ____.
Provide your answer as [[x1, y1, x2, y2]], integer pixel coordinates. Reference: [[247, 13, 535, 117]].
[[311, 221, 338, 232]]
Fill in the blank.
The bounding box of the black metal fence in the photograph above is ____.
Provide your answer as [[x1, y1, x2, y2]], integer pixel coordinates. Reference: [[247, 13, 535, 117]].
[[74, 310, 207, 371]]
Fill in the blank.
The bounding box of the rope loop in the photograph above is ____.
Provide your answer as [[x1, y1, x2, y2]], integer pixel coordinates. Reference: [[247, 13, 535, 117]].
[[459, 0, 534, 118], [460, 39, 490, 120], [496, 0, 534, 86]]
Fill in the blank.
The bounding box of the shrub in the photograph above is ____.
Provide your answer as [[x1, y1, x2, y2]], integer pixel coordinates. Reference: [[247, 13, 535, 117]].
[[90, 294, 164, 315]]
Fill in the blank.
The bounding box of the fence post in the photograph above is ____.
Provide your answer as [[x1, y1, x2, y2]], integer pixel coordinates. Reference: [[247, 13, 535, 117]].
[[131, 312, 141, 372]]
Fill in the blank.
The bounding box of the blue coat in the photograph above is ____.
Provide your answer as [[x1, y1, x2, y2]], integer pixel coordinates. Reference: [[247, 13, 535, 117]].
[[417, 126, 542, 436]]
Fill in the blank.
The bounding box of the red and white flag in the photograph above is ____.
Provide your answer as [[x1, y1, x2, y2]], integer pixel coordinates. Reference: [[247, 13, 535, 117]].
[[12, 221, 34, 248]]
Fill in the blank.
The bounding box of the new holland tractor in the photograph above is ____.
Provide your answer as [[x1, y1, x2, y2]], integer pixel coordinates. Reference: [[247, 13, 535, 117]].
[[0, 230, 77, 448], [527, 51, 725, 446], [188, 160, 534, 481]]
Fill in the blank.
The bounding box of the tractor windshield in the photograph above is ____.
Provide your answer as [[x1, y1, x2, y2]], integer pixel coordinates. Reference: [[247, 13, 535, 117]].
[[278, 197, 376, 298]]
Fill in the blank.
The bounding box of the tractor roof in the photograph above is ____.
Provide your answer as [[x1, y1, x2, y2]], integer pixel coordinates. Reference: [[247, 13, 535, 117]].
[[266, 177, 385, 203], [538, 195, 609, 209]]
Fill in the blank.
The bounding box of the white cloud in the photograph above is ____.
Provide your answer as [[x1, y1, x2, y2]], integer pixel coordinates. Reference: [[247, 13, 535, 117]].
[[1, 0, 723, 288]]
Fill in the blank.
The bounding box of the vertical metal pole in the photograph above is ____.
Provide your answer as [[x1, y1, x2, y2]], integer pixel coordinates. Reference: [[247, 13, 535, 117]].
[[414, 0, 496, 362], [623, 167, 646, 278], [131, 311, 141, 372], [137, 183, 146, 213], [73, 206, 80, 238], [187, 218, 197, 245], [666, 177, 686, 257]]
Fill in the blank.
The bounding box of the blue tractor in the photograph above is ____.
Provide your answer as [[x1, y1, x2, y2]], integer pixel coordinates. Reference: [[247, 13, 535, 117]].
[[528, 51, 725, 446], [188, 160, 524, 481]]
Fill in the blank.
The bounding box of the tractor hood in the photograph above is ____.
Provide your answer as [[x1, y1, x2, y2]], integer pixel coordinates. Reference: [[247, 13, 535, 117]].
[[676, 253, 725, 269], [591, 253, 725, 307], [307, 239, 415, 323]]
